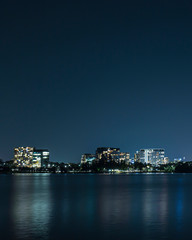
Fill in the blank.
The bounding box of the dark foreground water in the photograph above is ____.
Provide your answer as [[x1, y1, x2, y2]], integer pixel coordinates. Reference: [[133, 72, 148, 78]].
[[0, 174, 192, 240]]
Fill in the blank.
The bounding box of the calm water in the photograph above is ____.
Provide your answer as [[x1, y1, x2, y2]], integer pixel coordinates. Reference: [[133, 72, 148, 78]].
[[0, 173, 192, 240]]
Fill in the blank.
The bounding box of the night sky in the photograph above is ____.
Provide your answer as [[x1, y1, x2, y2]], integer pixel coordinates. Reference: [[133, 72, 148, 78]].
[[1, 0, 192, 162]]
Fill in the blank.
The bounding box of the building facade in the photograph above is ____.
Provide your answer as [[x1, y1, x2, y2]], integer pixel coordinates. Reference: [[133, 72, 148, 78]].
[[33, 149, 50, 168], [96, 147, 120, 163], [139, 148, 165, 166], [14, 147, 49, 168], [111, 151, 130, 163], [14, 147, 34, 168], [81, 147, 130, 165]]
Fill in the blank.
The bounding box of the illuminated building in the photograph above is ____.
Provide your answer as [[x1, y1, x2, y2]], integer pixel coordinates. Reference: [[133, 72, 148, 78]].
[[81, 154, 96, 164], [33, 149, 50, 168], [111, 152, 130, 163], [94, 147, 130, 164], [81, 147, 130, 165], [119, 152, 130, 163], [14, 147, 34, 168], [139, 148, 165, 166], [96, 147, 120, 163], [14, 147, 49, 168]]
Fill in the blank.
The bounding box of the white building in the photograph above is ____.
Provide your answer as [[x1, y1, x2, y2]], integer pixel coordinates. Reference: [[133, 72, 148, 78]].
[[139, 148, 165, 166]]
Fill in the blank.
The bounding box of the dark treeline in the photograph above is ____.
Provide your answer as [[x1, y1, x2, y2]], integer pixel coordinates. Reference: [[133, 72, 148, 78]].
[[81, 161, 147, 172], [0, 159, 192, 173], [175, 162, 192, 173]]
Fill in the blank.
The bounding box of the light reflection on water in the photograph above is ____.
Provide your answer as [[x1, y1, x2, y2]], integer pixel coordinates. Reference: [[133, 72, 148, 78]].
[[0, 174, 192, 240], [11, 174, 51, 239]]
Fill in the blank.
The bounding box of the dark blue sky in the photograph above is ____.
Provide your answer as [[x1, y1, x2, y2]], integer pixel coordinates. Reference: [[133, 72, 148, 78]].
[[1, 0, 192, 162]]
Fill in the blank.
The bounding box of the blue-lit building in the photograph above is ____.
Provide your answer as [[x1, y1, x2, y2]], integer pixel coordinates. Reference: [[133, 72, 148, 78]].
[[33, 149, 50, 168], [138, 148, 165, 166]]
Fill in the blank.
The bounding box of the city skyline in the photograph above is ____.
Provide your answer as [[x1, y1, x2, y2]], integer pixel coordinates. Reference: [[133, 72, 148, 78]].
[[0, 144, 187, 163], [0, 143, 189, 163], [0, 144, 190, 174], [1, 1, 192, 162]]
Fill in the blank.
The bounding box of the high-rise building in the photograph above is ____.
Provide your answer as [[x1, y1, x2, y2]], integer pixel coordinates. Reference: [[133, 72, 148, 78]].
[[14, 147, 34, 167], [14, 147, 49, 168], [33, 149, 50, 168], [111, 151, 130, 163], [96, 147, 120, 163], [119, 152, 130, 163], [139, 148, 165, 166], [32, 151, 41, 168], [80, 147, 130, 165]]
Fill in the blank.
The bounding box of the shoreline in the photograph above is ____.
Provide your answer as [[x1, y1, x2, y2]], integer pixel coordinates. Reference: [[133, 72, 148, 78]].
[[1, 171, 190, 175]]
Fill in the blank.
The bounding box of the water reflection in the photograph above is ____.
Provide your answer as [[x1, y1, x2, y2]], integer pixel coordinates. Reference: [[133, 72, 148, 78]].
[[11, 174, 51, 239], [98, 176, 131, 226], [1, 174, 192, 240], [176, 177, 184, 232], [142, 175, 169, 239]]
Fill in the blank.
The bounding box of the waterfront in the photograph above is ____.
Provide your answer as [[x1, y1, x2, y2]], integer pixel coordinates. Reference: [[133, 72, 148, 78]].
[[1, 174, 192, 240]]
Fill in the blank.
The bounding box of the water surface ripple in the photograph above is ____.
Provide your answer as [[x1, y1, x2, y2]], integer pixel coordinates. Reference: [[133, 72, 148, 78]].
[[0, 174, 192, 240]]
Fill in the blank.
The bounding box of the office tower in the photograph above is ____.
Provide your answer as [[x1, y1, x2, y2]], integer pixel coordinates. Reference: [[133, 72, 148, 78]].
[[96, 147, 120, 163], [14, 147, 49, 168], [111, 151, 130, 163], [14, 147, 34, 167], [33, 149, 49, 168], [139, 148, 165, 166]]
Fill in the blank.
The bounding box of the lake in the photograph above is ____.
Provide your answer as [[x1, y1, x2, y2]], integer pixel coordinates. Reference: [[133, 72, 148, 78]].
[[0, 173, 192, 240]]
